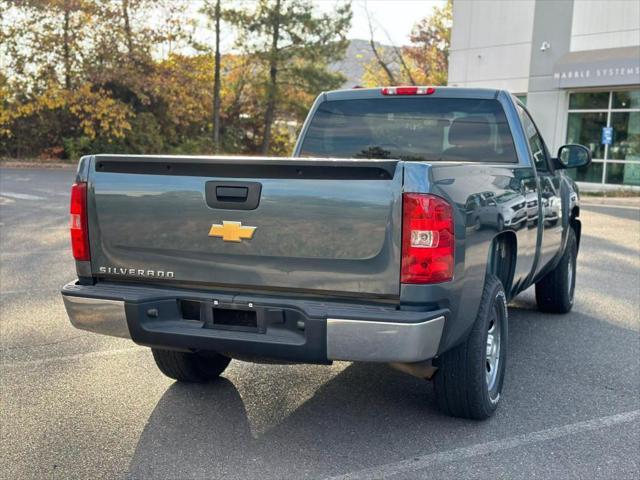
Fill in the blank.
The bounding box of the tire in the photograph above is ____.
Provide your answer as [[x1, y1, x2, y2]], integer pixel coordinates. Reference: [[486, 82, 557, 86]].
[[535, 228, 577, 313], [152, 348, 231, 382], [433, 275, 508, 420], [497, 215, 504, 230]]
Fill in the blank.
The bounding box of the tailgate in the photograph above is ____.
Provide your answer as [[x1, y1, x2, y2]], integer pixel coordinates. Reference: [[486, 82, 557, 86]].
[[88, 155, 403, 297]]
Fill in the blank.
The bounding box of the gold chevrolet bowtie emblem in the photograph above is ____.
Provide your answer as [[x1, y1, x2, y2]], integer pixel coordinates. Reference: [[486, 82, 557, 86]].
[[208, 221, 256, 242]]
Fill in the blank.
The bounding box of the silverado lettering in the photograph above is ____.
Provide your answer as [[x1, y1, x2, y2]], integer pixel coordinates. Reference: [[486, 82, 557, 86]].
[[98, 266, 175, 278]]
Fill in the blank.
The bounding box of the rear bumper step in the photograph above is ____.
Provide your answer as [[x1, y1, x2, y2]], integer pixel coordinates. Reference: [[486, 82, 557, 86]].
[[61, 281, 447, 364]]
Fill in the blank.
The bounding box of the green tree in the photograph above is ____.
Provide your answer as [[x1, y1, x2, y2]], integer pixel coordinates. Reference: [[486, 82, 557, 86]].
[[201, 0, 224, 153], [1, 0, 95, 91], [225, 0, 352, 154]]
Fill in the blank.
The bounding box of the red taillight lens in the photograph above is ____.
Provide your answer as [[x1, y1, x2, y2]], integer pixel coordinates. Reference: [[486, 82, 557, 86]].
[[381, 86, 436, 96], [70, 182, 90, 261], [401, 193, 454, 284]]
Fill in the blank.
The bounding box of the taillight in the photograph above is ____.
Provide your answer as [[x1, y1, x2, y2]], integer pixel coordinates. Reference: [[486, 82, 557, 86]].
[[70, 182, 90, 261], [381, 86, 435, 96], [401, 193, 454, 284]]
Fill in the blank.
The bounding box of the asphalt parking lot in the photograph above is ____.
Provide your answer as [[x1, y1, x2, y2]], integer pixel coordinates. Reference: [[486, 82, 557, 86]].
[[1, 167, 639, 480]]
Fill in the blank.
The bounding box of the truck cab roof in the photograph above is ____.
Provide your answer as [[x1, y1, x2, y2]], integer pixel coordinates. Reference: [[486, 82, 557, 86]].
[[322, 86, 503, 102]]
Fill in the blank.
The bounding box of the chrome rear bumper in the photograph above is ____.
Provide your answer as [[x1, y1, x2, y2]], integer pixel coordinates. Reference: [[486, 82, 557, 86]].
[[62, 281, 446, 363], [62, 295, 130, 339], [326, 316, 445, 362]]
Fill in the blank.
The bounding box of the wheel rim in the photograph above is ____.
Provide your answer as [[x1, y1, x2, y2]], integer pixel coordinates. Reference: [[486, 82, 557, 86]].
[[485, 308, 502, 391]]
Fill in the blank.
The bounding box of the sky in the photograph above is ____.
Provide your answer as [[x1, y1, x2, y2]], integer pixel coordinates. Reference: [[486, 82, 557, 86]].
[[316, 0, 445, 45]]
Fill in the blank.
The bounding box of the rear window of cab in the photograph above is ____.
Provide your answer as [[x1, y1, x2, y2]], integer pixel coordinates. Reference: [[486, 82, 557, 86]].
[[300, 98, 517, 163]]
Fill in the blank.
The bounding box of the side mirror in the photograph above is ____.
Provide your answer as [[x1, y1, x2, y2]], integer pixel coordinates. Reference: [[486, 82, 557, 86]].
[[555, 144, 591, 169]]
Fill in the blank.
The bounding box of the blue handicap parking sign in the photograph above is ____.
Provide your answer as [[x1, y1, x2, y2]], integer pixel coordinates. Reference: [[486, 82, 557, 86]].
[[602, 127, 613, 145]]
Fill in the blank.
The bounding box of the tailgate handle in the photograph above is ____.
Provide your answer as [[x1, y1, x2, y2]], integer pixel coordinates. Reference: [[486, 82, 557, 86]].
[[206, 181, 261, 210], [216, 186, 248, 201]]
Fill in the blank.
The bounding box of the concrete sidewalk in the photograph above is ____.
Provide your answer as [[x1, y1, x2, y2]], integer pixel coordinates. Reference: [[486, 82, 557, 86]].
[[581, 196, 640, 208]]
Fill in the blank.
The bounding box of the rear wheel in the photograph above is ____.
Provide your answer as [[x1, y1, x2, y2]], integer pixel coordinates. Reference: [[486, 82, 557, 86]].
[[152, 349, 231, 382], [433, 275, 508, 419], [535, 228, 577, 313]]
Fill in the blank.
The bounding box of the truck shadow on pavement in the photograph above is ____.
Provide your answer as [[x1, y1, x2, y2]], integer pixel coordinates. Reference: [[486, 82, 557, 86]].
[[127, 300, 639, 479], [127, 363, 443, 479]]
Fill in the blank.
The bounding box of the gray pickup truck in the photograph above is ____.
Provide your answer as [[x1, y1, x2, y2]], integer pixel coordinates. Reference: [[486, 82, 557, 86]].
[[61, 86, 591, 419]]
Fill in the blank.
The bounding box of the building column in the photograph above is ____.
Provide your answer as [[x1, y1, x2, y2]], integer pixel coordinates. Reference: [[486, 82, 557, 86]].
[[526, 0, 574, 152]]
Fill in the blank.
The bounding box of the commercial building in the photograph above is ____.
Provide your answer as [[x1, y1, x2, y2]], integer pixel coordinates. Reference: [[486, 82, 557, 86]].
[[448, 0, 640, 188]]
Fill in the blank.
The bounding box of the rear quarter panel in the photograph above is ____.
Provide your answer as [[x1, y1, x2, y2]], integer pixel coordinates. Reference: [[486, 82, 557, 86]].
[[400, 91, 539, 353]]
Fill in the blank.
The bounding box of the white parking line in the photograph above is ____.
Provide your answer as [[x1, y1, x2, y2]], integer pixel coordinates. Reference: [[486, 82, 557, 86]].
[[0, 192, 46, 200], [326, 410, 640, 480]]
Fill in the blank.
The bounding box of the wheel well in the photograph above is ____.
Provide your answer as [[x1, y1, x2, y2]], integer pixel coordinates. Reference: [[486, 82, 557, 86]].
[[571, 206, 581, 251], [488, 232, 517, 299]]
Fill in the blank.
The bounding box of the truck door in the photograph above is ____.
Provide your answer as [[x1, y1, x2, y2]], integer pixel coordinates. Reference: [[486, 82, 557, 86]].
[[516, 105, 563, 274]]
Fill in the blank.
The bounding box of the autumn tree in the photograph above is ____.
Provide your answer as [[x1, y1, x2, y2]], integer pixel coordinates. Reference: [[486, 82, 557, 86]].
[[362, 0, 452, 87], [0, 0, 194, 157], [405, 0, 452, 86], [0, 0, 136, 156], [225, 0, 352, 154], [0, 0, 354, 159]]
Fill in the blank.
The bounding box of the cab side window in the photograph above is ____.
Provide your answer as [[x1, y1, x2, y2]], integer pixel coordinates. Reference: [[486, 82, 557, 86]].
[[517, 105, 549, 172]]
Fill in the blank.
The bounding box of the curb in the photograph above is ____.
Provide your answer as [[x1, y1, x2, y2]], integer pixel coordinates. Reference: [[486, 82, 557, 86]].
[[0, 161, 76, 169], [581, 197, 640, 208]]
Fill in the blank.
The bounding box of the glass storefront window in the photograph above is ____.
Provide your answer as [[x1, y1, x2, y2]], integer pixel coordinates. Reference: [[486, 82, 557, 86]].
[[566, 161, 603, 183], [566, 111, 607, 159], [605, 163, 640, 186], [567, 90, 640, 186], [612, 90, 640, 110], [609, 112, 639, 161], [569, 92, 609, 110]]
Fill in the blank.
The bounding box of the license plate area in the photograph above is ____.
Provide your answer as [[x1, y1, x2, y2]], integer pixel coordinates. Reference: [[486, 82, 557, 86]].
[[178, 300, 280, 334], [211, 307, 257, 332]]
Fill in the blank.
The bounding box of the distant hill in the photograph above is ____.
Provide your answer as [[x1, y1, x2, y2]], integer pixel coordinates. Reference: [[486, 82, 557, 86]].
[[330, 38, 400, 88]]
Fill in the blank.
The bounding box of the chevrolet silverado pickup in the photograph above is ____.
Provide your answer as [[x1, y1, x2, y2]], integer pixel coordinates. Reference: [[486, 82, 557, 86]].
[[61, 86, 591, 419]]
